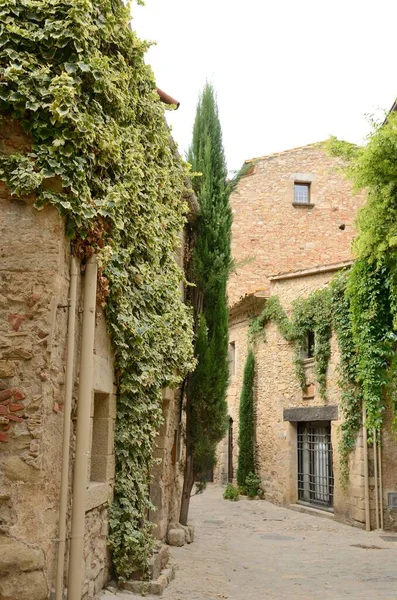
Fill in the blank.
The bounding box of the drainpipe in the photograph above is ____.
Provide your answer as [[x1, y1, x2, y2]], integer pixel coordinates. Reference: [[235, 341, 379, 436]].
[[378, 430, 384, 530], [55, 256, 78, 600], [362, 405, 370, 531], [67, 256, 97, 600], [373, 429, 380, 530]]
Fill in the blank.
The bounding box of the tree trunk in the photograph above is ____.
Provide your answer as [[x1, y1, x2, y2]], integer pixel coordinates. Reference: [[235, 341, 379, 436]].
[[180, 379, 195, 526], [179, 451, 194, 526]]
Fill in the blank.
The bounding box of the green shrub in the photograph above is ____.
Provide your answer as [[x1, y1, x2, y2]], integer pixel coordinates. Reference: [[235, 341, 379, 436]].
[[223, 484, 239, 501], [246, 472, 261, 498]]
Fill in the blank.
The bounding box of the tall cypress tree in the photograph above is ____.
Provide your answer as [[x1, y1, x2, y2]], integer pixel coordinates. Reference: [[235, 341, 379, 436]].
[[237, 349, 256, 487], [180, 83, 231, 524]]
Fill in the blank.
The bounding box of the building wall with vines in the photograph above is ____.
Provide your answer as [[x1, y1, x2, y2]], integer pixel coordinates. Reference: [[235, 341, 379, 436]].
[[254, 272, 366, 527], [218, 142, 397, 530], [0, 1, 196, 596]]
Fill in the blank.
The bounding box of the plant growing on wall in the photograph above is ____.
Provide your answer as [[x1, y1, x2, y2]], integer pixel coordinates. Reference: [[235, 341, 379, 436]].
[[0, 0, 194, 579], [328, 118, 397, 439], [330, 271, 362, 483], [249, 282, 363, 481], [237, 349, 256, 488], [180, 83, 232, 525], [251, 291, 333, 400]]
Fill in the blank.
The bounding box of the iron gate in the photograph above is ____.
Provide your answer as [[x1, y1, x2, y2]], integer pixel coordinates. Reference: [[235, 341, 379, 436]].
[[297, 421, 334, 508]]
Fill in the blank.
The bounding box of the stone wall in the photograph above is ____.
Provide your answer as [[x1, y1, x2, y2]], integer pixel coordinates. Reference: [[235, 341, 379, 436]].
[[0, 120, 70, 599], [149, 387, 184, 540], [214, 297, 265, 485], [0, 119, 116, 599], [228, 143, 366, 306], [217, 142, 396, 529], [220, 269, 397, 530], [255, 273, 365, 526]]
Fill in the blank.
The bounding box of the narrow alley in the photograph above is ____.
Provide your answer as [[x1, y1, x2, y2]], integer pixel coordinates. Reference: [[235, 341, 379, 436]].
[[102, 484, 397, 600]]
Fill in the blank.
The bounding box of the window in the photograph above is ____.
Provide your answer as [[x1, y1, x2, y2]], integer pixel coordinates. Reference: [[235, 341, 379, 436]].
[[301, 331, 315, 360], [298, 421, 334, 509], [90, 392, 112, 483], [229, 342, 236, 376], [294, 182, 310, 204], [307, 331, 315, 359]]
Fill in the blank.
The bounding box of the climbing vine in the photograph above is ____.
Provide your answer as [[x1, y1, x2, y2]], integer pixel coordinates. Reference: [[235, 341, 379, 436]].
[[328, 120, 397, 440], [0, 0, 194, 579], [330, 271, 362, 484], [251, 290, 333, 400], [250, 280, 362, 481]]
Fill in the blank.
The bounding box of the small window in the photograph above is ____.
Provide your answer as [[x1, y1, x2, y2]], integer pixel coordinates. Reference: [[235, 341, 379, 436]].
[[90, 392, 111, 483], [229, 342, 236, 376], [294, 183, 310, 204], [305, 331, 315, 359]]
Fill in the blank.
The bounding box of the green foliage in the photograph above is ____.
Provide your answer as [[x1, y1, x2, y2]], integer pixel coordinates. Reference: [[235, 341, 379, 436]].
[[330, 114, 397, 442], [186, 83, 231, 478], [237, 350, 256, 487], [223, 484, 240, 501], [0, 0, 194, 579], [245, 472, 261, 498], [194, 480, 207, 495], [251, 292, 332, 399], [293, 289, 332, 399], [330, 271, 363, 483]]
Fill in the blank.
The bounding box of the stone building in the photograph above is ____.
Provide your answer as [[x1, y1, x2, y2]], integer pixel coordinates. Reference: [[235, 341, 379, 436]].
[[216, 142, 397, 531], [0, 116, 195, 599]]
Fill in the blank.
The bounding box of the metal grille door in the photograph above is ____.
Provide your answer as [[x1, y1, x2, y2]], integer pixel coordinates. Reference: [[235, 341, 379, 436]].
[[298, 422, 334, 508]]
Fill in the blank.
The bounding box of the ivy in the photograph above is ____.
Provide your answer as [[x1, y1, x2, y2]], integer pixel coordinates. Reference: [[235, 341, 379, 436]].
[[251, 291, 332, 399], [330, 271, 363, 484], [329, 116, 397, 442], [250, 280, 364, 482], [0, 0, 194, 580]]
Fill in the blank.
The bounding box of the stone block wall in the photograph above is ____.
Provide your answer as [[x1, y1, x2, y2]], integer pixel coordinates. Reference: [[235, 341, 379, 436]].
[[255, 272, 365, 526], [150, 386, 184, 540], [214, 297, 265, 484], [228, 143, 366, 306], [0, 119, 116, 598], [0, 120, 70, 599], [220, 268, 397, 530]]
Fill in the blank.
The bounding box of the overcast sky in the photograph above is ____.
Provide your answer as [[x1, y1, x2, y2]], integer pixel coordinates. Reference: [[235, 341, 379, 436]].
[[131, 0, 397, 173]]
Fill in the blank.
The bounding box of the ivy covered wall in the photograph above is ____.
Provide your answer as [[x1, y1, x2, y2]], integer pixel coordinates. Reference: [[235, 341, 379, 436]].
[[0, 0, 194, 580]]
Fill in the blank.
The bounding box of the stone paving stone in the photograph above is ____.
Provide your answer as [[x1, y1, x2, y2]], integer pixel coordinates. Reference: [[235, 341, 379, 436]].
[[100, 484, 397, 600]]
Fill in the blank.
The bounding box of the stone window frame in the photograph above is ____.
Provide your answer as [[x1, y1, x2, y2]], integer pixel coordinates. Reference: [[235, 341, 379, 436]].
[[301, 331, 315, 360], [291, 173, 316, 208], [86, 390, 116, 512]]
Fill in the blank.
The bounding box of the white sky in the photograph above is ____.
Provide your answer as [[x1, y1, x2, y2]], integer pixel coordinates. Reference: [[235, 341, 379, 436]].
[[131, 0, 397, 173]]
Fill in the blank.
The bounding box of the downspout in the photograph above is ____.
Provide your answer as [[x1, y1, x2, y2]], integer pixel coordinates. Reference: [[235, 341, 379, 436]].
[[55, 256, 78, 600], [67, 256, 98, 600], [362, 405, 371, 531], [373, 429, 380, 530], [378, 430, 384, 530]]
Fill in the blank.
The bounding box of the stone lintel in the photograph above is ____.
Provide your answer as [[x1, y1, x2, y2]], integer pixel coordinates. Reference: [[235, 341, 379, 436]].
[[269, 261, 353, 282], [283, 405, 339, 422]]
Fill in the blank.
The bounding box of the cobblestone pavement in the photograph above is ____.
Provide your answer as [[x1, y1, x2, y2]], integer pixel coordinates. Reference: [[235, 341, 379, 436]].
[[102, 484, 397, 600]]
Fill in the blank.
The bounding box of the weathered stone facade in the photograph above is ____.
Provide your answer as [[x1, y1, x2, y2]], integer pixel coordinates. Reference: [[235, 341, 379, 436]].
[[0, 119, 191, 598], [217, 142, 397, 531], [228, 143, 363, 306]]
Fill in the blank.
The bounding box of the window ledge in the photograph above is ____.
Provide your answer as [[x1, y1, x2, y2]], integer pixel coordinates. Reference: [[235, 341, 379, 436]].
[[302, 358, 315, 366], [292, 202, 315, 208], [86, 481, 111, 512]]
